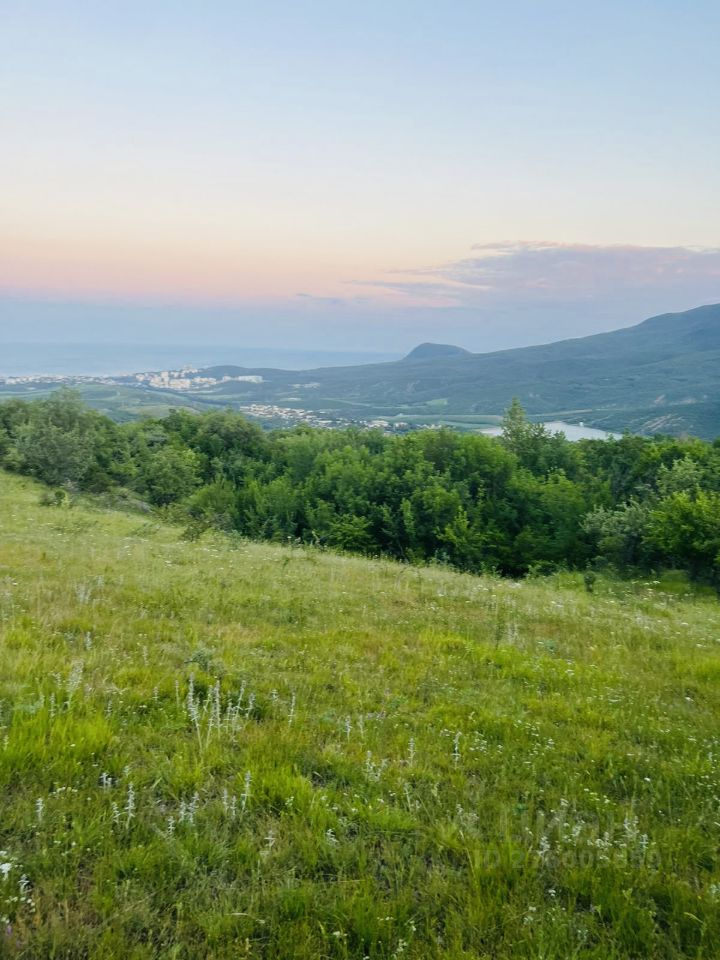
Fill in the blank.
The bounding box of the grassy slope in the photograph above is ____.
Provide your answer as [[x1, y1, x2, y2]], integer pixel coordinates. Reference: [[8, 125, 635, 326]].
[[1, 471, 720, 959]]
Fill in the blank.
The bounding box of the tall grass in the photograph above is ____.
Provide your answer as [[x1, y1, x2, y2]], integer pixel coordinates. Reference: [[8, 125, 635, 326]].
[[1, 471, 719, 958]]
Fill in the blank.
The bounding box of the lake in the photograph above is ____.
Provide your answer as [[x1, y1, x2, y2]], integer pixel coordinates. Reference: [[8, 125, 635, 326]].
[[481, 421, 616, 441]]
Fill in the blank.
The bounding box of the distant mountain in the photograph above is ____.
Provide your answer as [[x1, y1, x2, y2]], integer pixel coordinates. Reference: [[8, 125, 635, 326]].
[[184, 303, 720, 438], [400, 343, 473, 362]]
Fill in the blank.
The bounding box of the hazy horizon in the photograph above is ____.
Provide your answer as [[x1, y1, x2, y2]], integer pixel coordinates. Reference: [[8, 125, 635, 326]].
[[3, 290, 720, 358], [0, 341, 403, 378]]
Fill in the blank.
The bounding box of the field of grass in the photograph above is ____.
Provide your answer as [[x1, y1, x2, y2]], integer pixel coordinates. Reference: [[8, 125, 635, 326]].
[[1, 470, 720, 958]]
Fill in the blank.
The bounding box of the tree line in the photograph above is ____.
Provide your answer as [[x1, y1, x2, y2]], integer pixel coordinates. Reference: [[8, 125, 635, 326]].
[[1, 391, 719, 585]]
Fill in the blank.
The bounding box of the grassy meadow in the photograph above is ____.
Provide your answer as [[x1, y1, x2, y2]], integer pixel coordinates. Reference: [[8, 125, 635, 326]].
[[1, 470, 720, 958]]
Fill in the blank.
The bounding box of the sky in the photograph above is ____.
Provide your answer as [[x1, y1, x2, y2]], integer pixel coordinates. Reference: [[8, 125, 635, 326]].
[[2, 0, 720, 354]]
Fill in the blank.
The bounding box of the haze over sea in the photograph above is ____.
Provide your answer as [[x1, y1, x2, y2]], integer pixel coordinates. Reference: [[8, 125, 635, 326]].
[[0, 343, 401, 378]]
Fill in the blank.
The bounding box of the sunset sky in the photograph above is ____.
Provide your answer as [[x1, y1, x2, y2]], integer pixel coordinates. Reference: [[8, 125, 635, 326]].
[[2, 0, 720, 352]]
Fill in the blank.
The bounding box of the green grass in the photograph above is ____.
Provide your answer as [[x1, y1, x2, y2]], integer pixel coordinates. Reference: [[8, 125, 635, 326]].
[[1, 471, 720, 958]]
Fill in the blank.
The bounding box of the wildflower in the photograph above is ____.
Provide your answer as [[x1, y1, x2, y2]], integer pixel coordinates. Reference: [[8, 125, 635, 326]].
[[241, 771, 252, 813], [125, 783, 136, 827], [453, 731, 461, 766], [65, 661, 83, 705], [537, 835, 551, 863]]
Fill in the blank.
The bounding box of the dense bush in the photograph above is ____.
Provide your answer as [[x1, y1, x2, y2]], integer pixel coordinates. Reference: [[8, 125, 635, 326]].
[[2, 390, 719, 584]]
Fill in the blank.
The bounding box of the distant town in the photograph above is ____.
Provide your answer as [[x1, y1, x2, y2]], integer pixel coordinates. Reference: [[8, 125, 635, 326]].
[[0, 367, 414, 433], [0, 366, 262, 390], [134, 369, 265, 390]]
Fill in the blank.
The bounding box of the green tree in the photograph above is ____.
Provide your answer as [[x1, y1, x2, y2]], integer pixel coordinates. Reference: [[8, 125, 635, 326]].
[[142, 446, 201, 506], [327, 515, 375, 552], [582, 500, 651, 569], [439, 506, 486, 570], [647, 491, 720, 582], [501, 398, 574, 476], [14, 418, 92, 486]]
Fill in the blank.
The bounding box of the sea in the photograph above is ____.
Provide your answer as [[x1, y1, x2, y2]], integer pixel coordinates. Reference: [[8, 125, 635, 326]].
[[0, 343, 401, 378]]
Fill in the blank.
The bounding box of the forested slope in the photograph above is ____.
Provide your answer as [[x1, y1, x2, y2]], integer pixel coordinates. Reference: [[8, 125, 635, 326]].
[[2, 392, 720, 584]]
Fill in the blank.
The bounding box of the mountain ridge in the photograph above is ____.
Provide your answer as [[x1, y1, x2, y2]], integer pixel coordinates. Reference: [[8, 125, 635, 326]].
[[188, 303, 720, 438], [397, 302, 720, 366]]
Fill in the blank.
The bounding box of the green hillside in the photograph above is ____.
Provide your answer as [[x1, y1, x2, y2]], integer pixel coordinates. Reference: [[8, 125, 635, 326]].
[[2, 471, 720, 958], [160, 303, 720, 438]]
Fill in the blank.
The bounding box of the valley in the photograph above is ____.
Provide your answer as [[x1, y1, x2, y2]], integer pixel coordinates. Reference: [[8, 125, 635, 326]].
[[2, 303, 718, 438]]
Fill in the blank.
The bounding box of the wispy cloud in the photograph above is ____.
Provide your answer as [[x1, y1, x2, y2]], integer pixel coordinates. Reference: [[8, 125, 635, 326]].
[[354, 242, 720, 307], [5, 243, 720, 354], [295, 292, 371, 307]]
